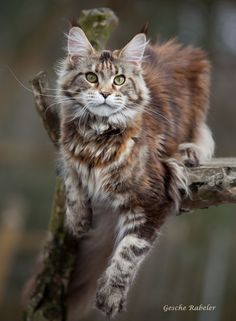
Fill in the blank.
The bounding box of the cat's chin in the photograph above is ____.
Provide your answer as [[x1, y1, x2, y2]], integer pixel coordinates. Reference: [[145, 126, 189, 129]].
[[87, 104, 121, 117]]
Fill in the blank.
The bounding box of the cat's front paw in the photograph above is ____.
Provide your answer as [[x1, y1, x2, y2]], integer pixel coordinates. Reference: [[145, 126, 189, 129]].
[[95, 277, 126, 318], [178, 143, 200, 167]]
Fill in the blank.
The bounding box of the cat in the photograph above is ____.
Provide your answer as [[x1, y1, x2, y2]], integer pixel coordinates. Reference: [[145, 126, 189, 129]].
[[57, 27, 214, 318]]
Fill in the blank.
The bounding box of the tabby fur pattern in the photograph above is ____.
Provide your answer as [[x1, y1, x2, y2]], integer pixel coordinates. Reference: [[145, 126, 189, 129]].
[[57, 27, 214, 318]]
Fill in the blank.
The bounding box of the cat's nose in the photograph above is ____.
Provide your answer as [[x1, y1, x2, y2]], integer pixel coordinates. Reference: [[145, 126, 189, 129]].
[[100, 91, 110, 99]]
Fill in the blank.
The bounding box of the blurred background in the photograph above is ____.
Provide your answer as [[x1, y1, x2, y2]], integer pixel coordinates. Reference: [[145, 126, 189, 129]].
[[0, 0, 236, 320]]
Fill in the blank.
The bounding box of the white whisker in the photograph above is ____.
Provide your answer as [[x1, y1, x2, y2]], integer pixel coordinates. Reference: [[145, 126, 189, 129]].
[[44, 99, 74, 116], [2, 64, 81, 99], [128, 102, 176, 127]]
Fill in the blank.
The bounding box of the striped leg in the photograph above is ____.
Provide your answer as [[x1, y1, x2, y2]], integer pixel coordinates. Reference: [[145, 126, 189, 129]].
[[64, 167, 92, 237], [95, 210, 158, 318]]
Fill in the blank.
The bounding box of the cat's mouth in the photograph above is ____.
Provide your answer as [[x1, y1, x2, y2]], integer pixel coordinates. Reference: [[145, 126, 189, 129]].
[[87, 103, 121, 117], [98, 102, 112, 107]]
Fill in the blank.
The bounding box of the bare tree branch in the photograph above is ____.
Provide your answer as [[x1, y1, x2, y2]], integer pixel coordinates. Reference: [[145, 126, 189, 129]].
[[23, 8, 118, 321], [182, 159, 236, 211], [30, 71, 60, 148]]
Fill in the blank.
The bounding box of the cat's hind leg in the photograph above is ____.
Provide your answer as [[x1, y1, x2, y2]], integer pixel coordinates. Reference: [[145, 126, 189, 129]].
[[177, 123, 215, 167]]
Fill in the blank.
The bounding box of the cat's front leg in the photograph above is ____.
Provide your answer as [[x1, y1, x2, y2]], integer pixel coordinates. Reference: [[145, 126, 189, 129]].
[[95, 210, 158, 318], [64, 166, 92, 237]]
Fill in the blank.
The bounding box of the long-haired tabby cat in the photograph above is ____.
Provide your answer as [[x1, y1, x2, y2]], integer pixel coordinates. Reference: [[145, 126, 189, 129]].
[[57, 27, 214, 318]]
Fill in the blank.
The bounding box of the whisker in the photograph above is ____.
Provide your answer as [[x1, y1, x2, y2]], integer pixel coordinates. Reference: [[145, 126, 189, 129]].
[[69, 103, 90, 123], [127, 102, 176, 126], [43, 99, 74, 117], [78, 108, 88, 131], [3, 65, 80, 99]]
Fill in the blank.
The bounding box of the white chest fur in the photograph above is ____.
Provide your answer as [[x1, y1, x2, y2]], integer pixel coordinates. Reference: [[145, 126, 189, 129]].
[[74, 137, 135, 204], [75, 162, 107, 200]]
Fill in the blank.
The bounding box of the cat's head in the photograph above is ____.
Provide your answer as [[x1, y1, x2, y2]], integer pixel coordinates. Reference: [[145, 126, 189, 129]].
[[57, 27, 150, 127]]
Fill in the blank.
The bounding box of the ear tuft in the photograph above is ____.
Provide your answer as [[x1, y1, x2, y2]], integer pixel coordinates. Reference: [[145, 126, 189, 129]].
[[119, 33, 148, 64], [67, 27, 94, 62]]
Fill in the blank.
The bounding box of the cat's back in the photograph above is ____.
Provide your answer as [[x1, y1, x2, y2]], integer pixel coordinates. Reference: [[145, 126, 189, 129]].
[[142, 39, 211, 154], [144, 39, 210, 77]]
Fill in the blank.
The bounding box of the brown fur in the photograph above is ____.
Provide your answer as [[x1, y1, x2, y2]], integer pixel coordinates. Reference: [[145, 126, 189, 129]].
[[57, 28, 214, 319]]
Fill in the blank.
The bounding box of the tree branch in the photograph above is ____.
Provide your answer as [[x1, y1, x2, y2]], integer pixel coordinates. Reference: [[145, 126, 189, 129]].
[[182, 158, 236, 211], [23, 8, 118, 321], [30, 71, 60, 148]]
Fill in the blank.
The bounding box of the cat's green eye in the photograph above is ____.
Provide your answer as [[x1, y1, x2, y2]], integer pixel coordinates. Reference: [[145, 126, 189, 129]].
[[86, 72, 98, 83], [113, 75, 126, 86]]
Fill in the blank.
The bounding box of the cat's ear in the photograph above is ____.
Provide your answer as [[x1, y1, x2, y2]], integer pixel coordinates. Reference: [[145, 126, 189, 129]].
[[119, 33, 147, 64], [67, 27, 94, 64]]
